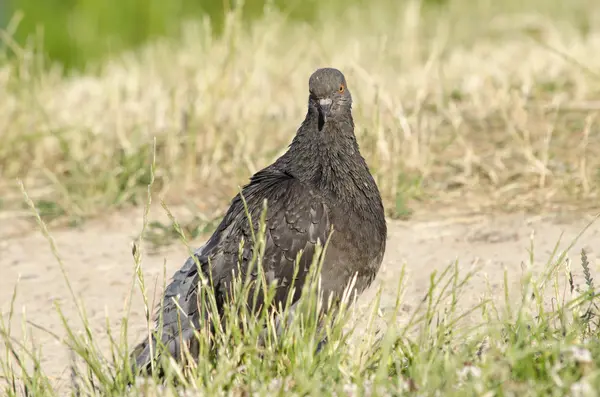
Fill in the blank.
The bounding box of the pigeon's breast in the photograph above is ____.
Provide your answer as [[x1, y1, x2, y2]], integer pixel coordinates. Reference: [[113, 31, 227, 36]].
[[318, 201, 385, 292]]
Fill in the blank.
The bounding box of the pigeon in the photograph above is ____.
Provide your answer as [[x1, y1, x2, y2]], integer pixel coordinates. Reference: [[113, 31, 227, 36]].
[[131, 67, 387, 373]]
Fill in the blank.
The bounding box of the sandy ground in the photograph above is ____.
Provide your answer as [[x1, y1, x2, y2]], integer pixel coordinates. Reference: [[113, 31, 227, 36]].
[[1, 207, 599, 392]]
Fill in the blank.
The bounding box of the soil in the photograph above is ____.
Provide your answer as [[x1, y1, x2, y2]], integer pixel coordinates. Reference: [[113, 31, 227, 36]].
[[1, 207, 599, 393]]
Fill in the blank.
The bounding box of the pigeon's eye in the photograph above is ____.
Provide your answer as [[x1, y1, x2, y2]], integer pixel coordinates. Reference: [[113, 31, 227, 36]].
[[338, 84, 345, 93]]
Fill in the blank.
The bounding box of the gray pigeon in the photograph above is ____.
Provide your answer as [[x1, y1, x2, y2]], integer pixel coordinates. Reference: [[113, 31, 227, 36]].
[[131, 67, 387, 373]]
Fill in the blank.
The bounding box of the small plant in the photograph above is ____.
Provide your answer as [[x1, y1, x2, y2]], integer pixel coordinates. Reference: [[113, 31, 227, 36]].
[[3, 163, 599, 394]]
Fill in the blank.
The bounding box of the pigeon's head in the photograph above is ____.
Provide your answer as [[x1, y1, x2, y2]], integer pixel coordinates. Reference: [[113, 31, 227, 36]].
[[308, 68, 352, 127]]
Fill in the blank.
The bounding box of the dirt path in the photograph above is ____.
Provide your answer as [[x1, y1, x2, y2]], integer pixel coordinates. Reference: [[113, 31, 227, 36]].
[[1, 208, 599, 392]]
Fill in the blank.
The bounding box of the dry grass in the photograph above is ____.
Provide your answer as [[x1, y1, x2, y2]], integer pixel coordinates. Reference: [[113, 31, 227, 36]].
[[2, 171, 600, 396], [3, 3, 600, 392], [1, 177, 600, 396], [1, 0, 600, 226]]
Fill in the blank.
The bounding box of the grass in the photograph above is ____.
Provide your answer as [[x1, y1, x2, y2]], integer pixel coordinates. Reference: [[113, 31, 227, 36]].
[[4, 0, 337, 71], [2, 0, 600, 395], [0, 127, 599, 397], [1, 0, 600, 229], [1, 156, 600, 396]]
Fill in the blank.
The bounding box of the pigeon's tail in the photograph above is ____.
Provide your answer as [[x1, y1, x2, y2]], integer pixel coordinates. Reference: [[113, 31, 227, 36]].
[[129, 336, 154, 376], [129, 335, 159, 376], [129, 244, 214, 377], [130, 326, 200, 376]]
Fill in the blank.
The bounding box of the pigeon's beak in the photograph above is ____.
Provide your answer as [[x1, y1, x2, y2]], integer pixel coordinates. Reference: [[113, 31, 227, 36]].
[[318, 98, 333, 120]]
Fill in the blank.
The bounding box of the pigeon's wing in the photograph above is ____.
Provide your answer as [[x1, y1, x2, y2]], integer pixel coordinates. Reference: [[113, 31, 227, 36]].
[[234, 168, 332, 307], [131, 168, 330, 372]]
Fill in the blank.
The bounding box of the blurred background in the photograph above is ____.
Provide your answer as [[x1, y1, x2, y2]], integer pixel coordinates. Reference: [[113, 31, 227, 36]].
[[1, 0, 339, 71], [0, 0, 599, 225], [0, 0, 595, 72]]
